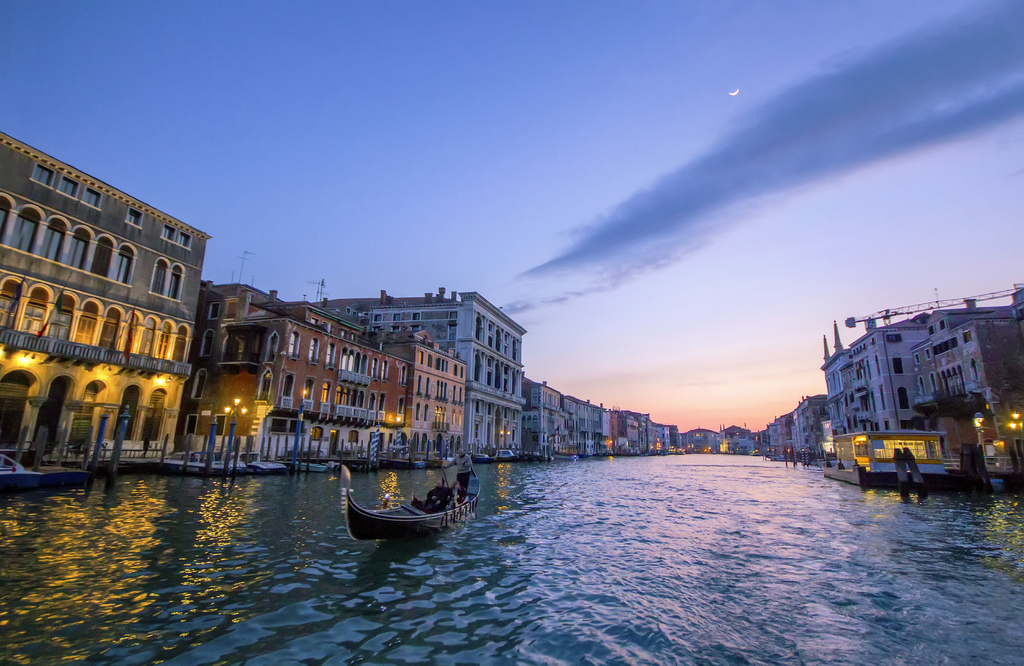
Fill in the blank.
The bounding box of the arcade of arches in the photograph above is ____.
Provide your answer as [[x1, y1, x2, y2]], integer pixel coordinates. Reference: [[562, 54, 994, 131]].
[[0, 365, 181, 452]]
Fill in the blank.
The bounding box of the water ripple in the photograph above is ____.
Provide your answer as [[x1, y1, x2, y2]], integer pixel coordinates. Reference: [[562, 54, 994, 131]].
[[2, 458, 1024, 664]]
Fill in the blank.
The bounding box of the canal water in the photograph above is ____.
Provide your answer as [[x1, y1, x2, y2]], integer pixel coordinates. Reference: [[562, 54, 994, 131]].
[[2, 456, 1023, 665]]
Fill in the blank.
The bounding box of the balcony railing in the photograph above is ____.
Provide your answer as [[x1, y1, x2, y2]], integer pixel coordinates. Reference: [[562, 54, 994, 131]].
[[0, 328, 191, 376], [302, 399, 314, 411], [279, 396, 294, 409], [338, 369, 372, 386]]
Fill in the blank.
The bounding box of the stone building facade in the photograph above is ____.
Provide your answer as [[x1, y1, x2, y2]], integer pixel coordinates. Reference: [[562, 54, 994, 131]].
[[0, 131, 208, 455]]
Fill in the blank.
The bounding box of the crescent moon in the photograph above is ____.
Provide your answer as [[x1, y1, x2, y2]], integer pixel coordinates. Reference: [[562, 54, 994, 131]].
[[729, 89, 739, 96]]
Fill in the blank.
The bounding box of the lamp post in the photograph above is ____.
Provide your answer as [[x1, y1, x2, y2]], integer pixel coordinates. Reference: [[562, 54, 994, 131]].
[[291, 391, 305, 473], [223, 398, 247, 478], [973, 412, 985, 455], [1009, 410, 1022, 472]]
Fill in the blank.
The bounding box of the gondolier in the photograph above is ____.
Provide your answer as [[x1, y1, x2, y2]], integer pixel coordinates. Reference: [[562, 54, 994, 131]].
[[448, 449, 474, 490]]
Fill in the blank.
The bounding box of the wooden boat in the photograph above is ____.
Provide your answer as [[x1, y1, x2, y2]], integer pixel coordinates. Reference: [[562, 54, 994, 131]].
[[341, 467, 479, 540], [241, 453, 288, 475]]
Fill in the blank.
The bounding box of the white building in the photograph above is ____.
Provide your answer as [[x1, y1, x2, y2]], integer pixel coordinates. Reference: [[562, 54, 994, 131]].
[[324, 288, 526, 455]]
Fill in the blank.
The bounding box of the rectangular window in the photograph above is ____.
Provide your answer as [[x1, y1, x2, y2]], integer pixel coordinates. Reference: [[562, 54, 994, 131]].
[[892, 357, 904, 374], [58, 176, 78, 197], [184, 414, 198, 435], [83, 188, 102, 207], [162, 225, 176, 241], [914, 353, 920, 365], [126, 208, 143, 226], [208, 302, 221, 319], [32, 165, 54, 186], [393, 313, 401, 321], [178, 232, 192, 248], [963, 330, 973, 343], [412, 312, 421, 321]]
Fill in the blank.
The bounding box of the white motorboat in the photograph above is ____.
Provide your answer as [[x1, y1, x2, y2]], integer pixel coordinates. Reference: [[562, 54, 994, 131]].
[[242, 452, 287, 475], [0, 453, 43, 491]]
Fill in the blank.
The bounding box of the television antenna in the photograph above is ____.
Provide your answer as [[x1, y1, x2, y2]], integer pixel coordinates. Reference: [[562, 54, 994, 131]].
[[307, 279, 328, 302], [237, 251, 254, 285]]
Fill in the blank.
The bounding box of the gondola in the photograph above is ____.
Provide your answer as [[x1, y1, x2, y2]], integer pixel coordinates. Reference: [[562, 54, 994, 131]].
[[340, 466, 479, 540]]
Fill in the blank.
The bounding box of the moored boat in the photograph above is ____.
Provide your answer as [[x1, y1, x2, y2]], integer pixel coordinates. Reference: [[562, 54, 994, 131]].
[[824, 431, 962, 491], [0, 454, 43, 491], [341, 467, 479, 540], [242, 453, 288, 474], [472, 453, 494, 464], [495, 449, 519, 462]]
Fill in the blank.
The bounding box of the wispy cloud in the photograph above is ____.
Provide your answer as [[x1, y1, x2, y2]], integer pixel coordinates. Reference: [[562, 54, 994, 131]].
[[523, 1, 1024, 293]]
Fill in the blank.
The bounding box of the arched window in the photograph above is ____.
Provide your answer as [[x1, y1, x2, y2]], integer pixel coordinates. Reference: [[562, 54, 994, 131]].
[[326, 342, 335, 368], [199, 329, 214, 356], [308, 338, 319, 363], [417, 376, 422, 394], [259, 371, 273, 401], [415, 403, 421, 421], [50, 293, 75, 340], [383, 360, 389, 380], [0, 200, 9, 242], [192, 369, 207, 399], [75, 302, 101, 345], [475, 316, 483, 341], [139, 317, 156, 356], [970, 359, 979, 382], [400, 365, 408, 386], [156, 321, 173, 358], [265, 332, 279, 361], [335, 385, 344, 404], [303, 379, 314, 401], [11, 210, 40, 252], [40, 219, 66, 261], [372, 357, 379, 377], [114, 246, 134, 284], [67, 228, 90, 270], [91, 237, 114, 277], [398, 397, 405, 419], [282, 374, 294, 398], [368, 393, 377, 411], [321, 381, 331, 404], [150, 259, 168, 295], [474, 352, 481, 382], [172, 325, 188, 362], [167, 266, 183, 300], [20, 287, 50, 334], [288, 331, 300, 358], [929, 373, 937, 392]]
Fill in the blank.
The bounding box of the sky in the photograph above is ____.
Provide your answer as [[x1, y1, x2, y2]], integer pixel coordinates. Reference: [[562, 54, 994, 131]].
[[2, 1, 1022, 431]]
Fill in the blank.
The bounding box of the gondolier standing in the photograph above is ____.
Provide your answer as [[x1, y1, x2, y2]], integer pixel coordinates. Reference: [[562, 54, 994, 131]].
[[448, 449, 474, 491]]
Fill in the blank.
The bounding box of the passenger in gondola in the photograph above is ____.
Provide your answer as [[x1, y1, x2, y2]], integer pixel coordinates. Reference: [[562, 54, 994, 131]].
[[455, 481, 467, 505], [412, 479, 453, 513]]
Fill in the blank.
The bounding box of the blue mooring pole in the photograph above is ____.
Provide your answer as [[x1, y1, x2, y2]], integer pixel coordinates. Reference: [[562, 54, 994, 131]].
[[205, 421, 217, 477], [291, 403, 303, 473], [223, 417, 236, 478], [89, 413, 109, 477]]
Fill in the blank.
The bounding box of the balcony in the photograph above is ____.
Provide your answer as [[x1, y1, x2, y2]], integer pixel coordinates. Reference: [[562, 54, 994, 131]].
[[278, 396, 294, 409], [465, 380, 526, 406], [302, 399, 314, 411], [338, 369, 372, 386], [0, 328, 191, 376]]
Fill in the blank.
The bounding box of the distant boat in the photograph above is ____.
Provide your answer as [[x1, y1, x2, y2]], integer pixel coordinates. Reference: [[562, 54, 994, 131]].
[[162, 451, 247, 475], [0, 453, 43, 491], [241, 453, 287, 475], [495, 449, 519, 462], [341, 467, 479, 540], [472, 453, 494, 464], [553, 453, 579, 461]]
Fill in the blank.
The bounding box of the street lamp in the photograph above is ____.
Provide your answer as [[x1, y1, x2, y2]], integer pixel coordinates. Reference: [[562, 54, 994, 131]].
[[223, 398, 247, 478], [974, 412, 985, 459]]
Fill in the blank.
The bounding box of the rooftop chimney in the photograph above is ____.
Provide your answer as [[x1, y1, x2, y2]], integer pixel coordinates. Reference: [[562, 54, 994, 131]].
[[380, 289, 387, 305], [450, 290, 458, 301], [424, 292, 432, 303], [965, 298, 977, 310], [438, 287, 446, 298], [268, 290, 278, 302]]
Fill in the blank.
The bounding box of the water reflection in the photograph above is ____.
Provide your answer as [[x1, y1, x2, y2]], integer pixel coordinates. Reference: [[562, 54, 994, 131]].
[[1, 458, 1023, 664]]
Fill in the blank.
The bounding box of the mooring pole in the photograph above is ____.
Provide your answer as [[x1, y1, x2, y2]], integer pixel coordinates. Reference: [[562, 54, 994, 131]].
[[291, 404, 304, 473], [205, 422, 217, 477], [105, 408, 130, 491], [90, 415, 109, 476]]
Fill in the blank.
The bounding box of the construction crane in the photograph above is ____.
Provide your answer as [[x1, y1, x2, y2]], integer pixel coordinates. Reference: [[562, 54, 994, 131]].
[[845, 286, 1021, 330]]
